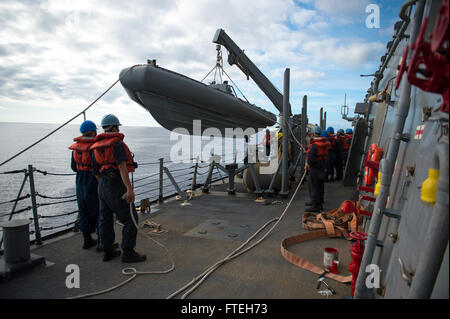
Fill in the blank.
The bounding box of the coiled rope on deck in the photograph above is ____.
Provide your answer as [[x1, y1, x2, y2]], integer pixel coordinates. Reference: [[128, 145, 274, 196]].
[[166, 169, 308, 299], [66, 168, 306, 299], [67, 195, 175, 299]]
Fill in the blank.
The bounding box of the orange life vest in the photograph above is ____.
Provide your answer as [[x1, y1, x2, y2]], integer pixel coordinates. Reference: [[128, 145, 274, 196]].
[[344, 134, 352, 151], [69, 136, 95, 171], [336, 134, 346, 150], [306, 137, 329, 162], [327, 133, 336, 149], [89, 133, 136, 173], [363, 143, 383, 186]]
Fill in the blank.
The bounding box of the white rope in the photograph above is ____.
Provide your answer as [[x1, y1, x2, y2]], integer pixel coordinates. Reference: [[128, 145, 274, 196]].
[[167, 169, 308, 299], [69, 169, 306, 299], [67, 199, 175, 299]]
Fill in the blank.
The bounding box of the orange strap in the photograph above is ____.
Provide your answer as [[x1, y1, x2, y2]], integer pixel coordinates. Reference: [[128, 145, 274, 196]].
[[280, 229, 353, 283], [281, 200, 368, 284]]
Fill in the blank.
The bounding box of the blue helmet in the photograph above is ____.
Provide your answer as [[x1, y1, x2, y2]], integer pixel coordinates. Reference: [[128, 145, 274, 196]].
[[337, 129, 345, 135], [326, 126, 334, 134], [80, 120, 97, 133], [101, 114, 122, 127], [321, 130, 329, 138], [346, 128, 353, 134], [312, 125, 322, 135]]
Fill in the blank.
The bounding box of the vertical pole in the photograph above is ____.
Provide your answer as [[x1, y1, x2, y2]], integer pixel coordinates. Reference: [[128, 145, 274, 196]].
[[302, 95, 308, 145], [191, 157, 199, 191], [202, 162, 215, 193], [248, 163, 262, 195], [320, 107, 323, 130], [280, 68, 290, 196], [324, 111, 327, 130], [28, 165, 42, 245], [158, 158, 164, 204], [300, 95, 308, 177], [227, 165, 236, 195]]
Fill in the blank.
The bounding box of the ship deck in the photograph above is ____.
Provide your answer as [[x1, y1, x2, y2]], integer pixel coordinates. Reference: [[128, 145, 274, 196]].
[[0, 176, 356, 299]]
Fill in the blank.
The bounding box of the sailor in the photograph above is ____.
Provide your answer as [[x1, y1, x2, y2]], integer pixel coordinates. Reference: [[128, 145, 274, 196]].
[[69, 120, 100, 250], [335, 129, 345, 181], [244, 135, 249, 164], [324, 127, 337, 182], [304, 126, 329, 212], [260, 128, 271, 157], [90, 114, 146, 263], [344, 128, 353, 162]]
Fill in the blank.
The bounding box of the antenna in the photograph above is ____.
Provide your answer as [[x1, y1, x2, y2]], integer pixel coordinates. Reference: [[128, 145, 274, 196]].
[[341, 93, 349, 117]]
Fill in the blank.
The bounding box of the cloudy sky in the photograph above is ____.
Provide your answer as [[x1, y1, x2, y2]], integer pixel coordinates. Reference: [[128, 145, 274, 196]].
[[0, 0, 404, 130]]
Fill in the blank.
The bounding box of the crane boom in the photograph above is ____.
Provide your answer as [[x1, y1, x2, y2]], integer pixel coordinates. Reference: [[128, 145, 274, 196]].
[[212, 28, 291, 115]]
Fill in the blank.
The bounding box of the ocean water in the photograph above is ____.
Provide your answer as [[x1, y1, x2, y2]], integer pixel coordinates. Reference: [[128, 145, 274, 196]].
[[0, 122, 240, 240]]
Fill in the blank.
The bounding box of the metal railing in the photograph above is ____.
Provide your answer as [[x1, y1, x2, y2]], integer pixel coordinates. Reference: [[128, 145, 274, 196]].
[[0, 156, 232, 250]]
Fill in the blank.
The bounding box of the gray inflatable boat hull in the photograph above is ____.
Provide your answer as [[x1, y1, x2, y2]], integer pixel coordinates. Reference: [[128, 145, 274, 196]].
[[119, 64, 277, 134]]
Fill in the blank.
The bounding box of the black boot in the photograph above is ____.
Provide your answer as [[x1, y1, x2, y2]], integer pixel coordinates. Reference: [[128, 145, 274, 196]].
[[103, 246, 121, 262], [305, 203, 321, 213], [96, 242, 119, 252], [122, 249, 147, 263], [82, 233, 97, 250]]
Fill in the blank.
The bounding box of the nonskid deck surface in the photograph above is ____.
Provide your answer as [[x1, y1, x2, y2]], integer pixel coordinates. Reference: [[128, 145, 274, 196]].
[[0, 178, 355, 299]]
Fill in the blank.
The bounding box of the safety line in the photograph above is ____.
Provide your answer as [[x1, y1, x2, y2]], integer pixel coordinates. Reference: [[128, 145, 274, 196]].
[[0, 65, 139, 168]]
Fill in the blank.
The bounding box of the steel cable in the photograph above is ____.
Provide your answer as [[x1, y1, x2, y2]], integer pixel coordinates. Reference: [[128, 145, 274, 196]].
[[0, 65, 140, 168], [0, 194, 30, 206], [38, 198, 77, 207], [38, 210, 79, 219], [36, 193, 77, 200]]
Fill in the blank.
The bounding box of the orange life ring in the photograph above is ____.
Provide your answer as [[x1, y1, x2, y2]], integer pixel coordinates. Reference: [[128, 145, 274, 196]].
[[364, 143, 383, 186]]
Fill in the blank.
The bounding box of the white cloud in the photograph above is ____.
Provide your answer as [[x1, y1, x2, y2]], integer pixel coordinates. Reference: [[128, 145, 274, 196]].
[[0, 0, 384, 126], [301, 38, 385, 68], [313, 0, 371, 22], [270, 67, 326, 84]]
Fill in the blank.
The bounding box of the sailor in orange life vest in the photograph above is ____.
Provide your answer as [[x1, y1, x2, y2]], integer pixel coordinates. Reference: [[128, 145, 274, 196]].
[[69, 120, 101, 250], [343, 128, 353, 162], [90, 114, 146, 263], [304, 125, 330, 212], [324, 127, 337, 182], [334, 129, 345, 181]]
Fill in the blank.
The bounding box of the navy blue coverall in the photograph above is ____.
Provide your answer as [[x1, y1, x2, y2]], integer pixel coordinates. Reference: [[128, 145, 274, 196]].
[[92, 141, 139, 252], [71, 155, 99, 236], [334, 138, 344, 180], [326, 138, 337, 181], [307, 143, 326, 206]]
